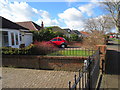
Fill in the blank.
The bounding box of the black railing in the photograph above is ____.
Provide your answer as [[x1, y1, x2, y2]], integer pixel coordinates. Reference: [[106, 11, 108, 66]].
[[68, 49, 100, 90], [47, 48, 95, 57]]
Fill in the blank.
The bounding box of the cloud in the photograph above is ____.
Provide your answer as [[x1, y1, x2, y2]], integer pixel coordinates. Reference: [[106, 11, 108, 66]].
[[0, 0, 59, 26], [78, 3, 96, 16], [0, 1, 38, 22], [58, 7, 84, 30], [36, 10, 59, 26], [58, 2, 99, 30]]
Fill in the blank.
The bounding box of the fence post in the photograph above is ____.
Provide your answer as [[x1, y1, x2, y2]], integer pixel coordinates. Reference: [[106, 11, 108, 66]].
[[88, 56, 91, 90], [102, 60, 105, 74], [84, 60, 88, 88], [69, 81, 71, 90], [79, 69, 81, 90], [74, 74, 77, 90]]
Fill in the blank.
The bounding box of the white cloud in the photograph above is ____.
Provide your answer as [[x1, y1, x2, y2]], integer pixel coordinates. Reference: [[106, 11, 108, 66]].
[[0, 1, 38, 22], [58, 7, 84, 30], [0, 0, 59, 26], [36, 18, 59, 26], [78, 3, 96, 16], [36, 10, 59, 26]]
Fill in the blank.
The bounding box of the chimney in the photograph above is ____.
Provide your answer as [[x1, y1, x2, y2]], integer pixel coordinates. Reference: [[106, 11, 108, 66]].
[[41, 21, 44, 28]]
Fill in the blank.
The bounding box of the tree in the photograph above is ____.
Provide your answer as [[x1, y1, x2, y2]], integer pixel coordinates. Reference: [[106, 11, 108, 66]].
[[70, 34, 82, 41], [100, 0, 120, 33], [83, 16, 113, 48], [31, 28, 65, 42], [31, 28, 57, 41], [84, 15, 114, 34]]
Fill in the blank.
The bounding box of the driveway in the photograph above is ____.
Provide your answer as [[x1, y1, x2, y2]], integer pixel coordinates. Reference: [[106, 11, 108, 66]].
[[2, 67, 78, 88]]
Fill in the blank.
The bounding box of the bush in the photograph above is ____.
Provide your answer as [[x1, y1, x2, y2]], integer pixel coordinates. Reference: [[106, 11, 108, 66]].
[[70, 34, 82, 41], [82, 31, 105, 49], [30, 28, 57, 41], [2, 45, 33, 55], [31, 41, 60, 55]]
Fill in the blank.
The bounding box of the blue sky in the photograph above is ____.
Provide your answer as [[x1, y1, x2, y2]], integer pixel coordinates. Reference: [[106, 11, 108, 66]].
[[28, 2, 103, 18], [0, 0, 106, 31]]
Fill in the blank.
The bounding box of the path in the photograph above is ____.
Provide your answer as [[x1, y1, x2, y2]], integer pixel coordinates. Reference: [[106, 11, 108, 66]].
[[100, 40, 120, 89], [2, 67, 78, 88]]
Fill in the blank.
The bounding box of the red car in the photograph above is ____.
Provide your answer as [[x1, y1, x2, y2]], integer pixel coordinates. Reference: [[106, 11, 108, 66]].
[[49, 37, 68, 48]]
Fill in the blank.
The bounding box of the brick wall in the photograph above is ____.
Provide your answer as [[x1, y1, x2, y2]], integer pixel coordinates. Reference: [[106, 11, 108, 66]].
[[96, 45, 107, 71], [2, 55, 87, 71]]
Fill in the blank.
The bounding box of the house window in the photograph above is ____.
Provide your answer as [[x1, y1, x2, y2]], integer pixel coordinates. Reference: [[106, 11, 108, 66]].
[[16, 34, 18, 45], [11, 33, 14, 45], [2, 31, 8, 47], [19, 34, 22, 41]]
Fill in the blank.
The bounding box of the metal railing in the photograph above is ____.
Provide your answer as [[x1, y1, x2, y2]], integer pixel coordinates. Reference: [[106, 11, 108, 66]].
[[47, 48, 95, 57], [68, 49, 100, 90]]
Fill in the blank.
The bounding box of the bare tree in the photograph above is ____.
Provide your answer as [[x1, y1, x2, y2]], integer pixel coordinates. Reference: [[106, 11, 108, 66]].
[[84, 15, 114, 34], [100, 0, 120, 33], [83, 15, 114, 48]]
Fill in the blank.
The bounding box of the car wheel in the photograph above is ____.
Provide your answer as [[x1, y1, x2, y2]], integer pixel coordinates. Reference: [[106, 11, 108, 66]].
[[60, 44, 66, 48]]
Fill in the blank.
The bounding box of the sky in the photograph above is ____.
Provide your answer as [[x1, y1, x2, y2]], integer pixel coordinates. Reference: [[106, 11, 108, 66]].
[[0, 0, 115, 31]]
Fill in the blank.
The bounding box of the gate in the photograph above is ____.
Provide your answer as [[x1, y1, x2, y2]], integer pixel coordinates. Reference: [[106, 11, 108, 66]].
[[68, 49, 100, 90]]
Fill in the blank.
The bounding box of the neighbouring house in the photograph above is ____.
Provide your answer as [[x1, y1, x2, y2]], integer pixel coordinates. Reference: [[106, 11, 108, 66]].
[[46, 26, 69, 36], [72, 30, 82, 37], [64, 28, 82, 38], [16, 21, 44, 31], [64, 28, 75, 38], [80, 31, 90, 38], [0, 16, 33, 48]]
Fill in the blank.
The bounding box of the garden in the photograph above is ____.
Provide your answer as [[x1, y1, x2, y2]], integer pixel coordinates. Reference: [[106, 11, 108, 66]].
[[1, 28, 106, 56], [1, 41, 95, 57]]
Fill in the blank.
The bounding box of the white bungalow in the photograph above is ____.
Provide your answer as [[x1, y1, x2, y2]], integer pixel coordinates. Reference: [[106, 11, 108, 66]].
[[0, 16, 33, 48]]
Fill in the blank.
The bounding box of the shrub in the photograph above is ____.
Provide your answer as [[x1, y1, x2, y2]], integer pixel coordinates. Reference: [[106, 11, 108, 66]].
[[31, 41, 60, 55], [30, 28, 57, 41], [2, 45, 33, 55], [2, 42, 59, 55], [70, 34, 82, 41], [82, 31, 105, 49]]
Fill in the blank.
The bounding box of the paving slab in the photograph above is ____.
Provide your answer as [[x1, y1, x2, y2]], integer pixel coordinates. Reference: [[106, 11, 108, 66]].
[[2, 67, 78, 88]]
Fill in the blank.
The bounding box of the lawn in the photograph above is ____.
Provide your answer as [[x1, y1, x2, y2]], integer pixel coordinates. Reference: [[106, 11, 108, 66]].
[[114, 39, 120, 44], [47, 49, 95, 56]]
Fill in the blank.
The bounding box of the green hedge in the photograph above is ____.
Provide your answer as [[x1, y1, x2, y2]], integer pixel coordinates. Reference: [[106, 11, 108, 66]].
[[1, 46, 32, 55], [1, 44, 59, 55]]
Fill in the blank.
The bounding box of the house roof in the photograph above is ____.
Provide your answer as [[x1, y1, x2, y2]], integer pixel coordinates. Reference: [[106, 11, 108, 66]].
[[72, 30, 82, 35], [16, 21, 42, 31], [0, 16, 28, 30], [64, 29, 76, 34], [80, 31, 90, 36], [48, 26, 69, 34]]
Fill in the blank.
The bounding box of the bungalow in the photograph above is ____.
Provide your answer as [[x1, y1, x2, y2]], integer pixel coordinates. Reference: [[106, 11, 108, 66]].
[[64, 28, 76, 38], [0, 16, 33, 48], [72, 30, 82, 37], [64, 29, 82, 38]]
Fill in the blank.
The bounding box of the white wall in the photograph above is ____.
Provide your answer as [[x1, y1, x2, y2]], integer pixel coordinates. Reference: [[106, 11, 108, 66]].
[[1, 29, 33, 48], [24, 33, 33, 46], [0, 31, 2, 47]]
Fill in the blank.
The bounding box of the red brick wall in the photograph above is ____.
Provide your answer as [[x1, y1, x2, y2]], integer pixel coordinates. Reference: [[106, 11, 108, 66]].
[[2, 55, 87, 71]]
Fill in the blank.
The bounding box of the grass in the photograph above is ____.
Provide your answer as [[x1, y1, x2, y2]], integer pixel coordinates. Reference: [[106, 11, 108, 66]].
[[114, 39, 120, 44], [47, 49, 95, 56]]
